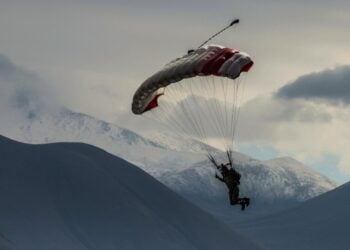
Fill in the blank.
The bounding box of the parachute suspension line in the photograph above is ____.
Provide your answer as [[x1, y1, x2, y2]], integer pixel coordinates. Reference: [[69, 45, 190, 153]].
[[177, 80, 209, 145], [144, 100, 191, 140], [229, 76, 241, 149], [146, 74, 247, 154], [209, 76, 227, 141], [197, 77, 227, 149], [165, 79, 210, 148], [203, 77, 224, 143], [221, 77, 230, 150], [200, 77, 226, 142], [167, 90, 204, 143], [232, 78, 241, 143], [220, 77, 235, 151], [228, 73, 247, 150], [158, 101, 194, 138], [229, 78, 236, 146], [144, 87, 208, 149], [198, 76, 240, 151], [209, 76, 225, 143], [219, 78, 229, 147], [146, 87, 211, 154], [226, 149, 233, 166], [231, 73, 247, 146], [187, 78, 213, 144], [197, 19, 239, 49]]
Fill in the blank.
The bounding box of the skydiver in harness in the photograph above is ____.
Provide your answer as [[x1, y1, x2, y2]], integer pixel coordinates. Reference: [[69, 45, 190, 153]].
[[209, 152, 250, 210]]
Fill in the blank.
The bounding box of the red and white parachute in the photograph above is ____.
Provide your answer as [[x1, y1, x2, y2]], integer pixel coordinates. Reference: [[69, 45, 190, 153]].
[[132, 44, 253, 152]]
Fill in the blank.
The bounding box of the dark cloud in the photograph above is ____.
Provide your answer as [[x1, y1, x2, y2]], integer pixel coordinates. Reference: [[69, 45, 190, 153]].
[[236, 95, 334, 142], [276, 65, 350, 105]]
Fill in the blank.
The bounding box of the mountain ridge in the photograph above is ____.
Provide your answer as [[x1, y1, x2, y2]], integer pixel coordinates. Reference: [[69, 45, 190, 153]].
[[0, 107, 337, 212], [236, 181, 350, 250], [0, 134, 262, 250]]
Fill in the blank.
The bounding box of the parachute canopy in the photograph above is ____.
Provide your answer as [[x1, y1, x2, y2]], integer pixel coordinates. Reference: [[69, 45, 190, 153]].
[[131, 44, 253, 152], [132, 45, 253, 115]]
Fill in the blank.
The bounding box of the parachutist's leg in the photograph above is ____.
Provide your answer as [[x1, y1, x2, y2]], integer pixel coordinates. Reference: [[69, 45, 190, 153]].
[[236, 198, 247, 211], [237, 197, 250, 210], [240, 201, 246, 211], [229, 186, 239, 205], [229, 189, 236, 205], [243, 197, 250, 207]]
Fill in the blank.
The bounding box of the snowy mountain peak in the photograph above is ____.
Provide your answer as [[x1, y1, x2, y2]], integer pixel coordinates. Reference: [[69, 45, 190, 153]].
[[159, 151, 336, 207], [264, 156, 308, 169], [0, 104, 337, 215]]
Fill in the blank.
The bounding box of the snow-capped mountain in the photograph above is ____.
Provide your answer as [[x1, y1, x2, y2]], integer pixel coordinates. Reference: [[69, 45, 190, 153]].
[[0, 135, 262, 250], [160, 153, 335, 202], [0, 53, 337, 209], [141, 130, 220, 153], [236, 181, 350, 250], [0, 106, 336, 213], [1, 107, 206, 176], [157, 153, 336, 223]]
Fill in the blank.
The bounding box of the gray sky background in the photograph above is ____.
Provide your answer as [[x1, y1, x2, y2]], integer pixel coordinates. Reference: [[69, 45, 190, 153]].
[[1, 0, 350, 183]]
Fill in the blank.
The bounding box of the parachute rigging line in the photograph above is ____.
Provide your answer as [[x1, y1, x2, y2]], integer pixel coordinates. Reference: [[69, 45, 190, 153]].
[[197, 19, 240, 49]]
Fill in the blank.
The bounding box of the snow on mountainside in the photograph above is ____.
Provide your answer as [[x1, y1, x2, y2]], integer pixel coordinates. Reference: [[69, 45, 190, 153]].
[[159, 153, 335, 203], [158, 153, 336, 222], [141, 130, 220, 153], [0, 107, 336, 213], [236, 181, 350, 250], [1, 108, 205, 175], [0, 135, 262, 250]]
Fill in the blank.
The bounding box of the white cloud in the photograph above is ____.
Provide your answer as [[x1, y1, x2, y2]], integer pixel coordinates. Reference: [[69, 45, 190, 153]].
[[235, 91, 350, 178], [0, 0, 350, 181], [0, 54, 58, 117], [1, 0, 349, 122]]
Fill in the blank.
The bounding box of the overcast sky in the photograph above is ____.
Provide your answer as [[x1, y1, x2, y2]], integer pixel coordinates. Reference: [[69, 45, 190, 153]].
[[1, 0, 350, 183]]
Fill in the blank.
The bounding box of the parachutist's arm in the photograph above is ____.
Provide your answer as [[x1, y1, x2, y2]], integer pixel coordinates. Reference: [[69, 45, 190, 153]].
[[215, 174, 224, 182]]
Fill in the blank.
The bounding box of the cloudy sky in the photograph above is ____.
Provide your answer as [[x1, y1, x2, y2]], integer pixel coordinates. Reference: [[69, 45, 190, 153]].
[[1, 0, 350, 183]]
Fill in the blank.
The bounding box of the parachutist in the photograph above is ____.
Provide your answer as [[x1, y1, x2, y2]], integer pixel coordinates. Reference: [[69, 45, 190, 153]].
[[210, 154, 250, 210], [132, 44, 252, 210]]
